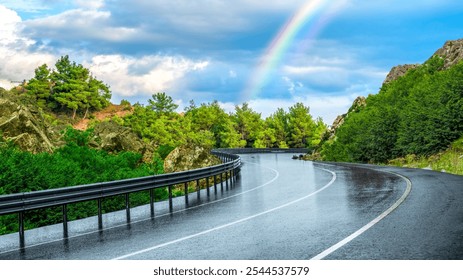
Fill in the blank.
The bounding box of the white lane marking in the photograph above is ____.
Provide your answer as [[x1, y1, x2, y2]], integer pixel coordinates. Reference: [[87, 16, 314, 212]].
[[0, 160, 279, 254], [113, 167, 337, 260], [310, 168, 412, 260]]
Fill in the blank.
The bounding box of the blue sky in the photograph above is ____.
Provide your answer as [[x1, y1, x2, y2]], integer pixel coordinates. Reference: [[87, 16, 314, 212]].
[[1, 0, 462, 124]]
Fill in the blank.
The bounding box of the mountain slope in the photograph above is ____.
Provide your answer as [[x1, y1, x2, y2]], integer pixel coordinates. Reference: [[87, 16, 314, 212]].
[[320, 39, 463, 171]]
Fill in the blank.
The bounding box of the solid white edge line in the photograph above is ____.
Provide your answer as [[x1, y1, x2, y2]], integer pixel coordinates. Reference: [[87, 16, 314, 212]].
[[112, 167, 337, 260], [310, 168, 412, 260]]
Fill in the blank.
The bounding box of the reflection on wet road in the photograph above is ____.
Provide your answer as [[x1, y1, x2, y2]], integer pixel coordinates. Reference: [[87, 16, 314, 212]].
[[0, 153, 462, 259]]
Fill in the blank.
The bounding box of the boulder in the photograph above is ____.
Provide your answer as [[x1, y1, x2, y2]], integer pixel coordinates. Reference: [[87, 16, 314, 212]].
[[163, 145, 222, 173]]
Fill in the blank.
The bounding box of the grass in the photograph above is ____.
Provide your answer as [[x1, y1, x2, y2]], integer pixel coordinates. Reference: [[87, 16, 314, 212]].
[[388, 137, 463, 175]]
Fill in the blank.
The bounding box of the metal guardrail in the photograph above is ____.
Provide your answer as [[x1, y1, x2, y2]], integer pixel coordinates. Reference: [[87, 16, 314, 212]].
[[0, 148, 309, 248], [0, 150, 241, 248], [216, 148, 310, 154]]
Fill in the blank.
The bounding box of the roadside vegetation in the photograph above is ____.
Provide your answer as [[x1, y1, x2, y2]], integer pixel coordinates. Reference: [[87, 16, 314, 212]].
[[388, 136, 463, 175], [0, 129, 165, 235], [320, 56, 463, 172], [1, 52, 462, 234]]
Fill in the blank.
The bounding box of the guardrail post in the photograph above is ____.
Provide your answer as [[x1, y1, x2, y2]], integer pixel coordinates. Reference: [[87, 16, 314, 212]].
[[214, 175, 217, 195], [19, 211, 25, 248], [196, 179, 200, 200], [63, 204, 68, 238], [184, 182, 189, 205], [230, 169, 235, 186], [225, 172, 229, 190], [229, 170, 233, 187], [220, 173, 224, 191], [150, 189, 155, 217], [206, 177, 210, 197], [98, 199, 103, 230], [125, 193, 131, 223], [168, 186, 173, 212]]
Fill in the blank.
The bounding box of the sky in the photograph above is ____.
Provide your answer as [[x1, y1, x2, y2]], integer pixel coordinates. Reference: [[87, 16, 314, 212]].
[[1, 0, 462, 125]]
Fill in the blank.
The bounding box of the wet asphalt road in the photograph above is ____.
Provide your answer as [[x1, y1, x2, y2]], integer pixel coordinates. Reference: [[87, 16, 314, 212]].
[[0, 153, 462, 260]]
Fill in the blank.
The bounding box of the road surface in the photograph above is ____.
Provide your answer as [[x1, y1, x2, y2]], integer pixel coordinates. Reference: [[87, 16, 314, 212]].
[[0, 153, 462, 259]]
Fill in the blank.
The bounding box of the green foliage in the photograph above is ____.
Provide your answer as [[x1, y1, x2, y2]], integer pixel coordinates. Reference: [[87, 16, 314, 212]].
[[25, 55, 111, 119], [157, 145, 175, 160], [321, 56, 463, 163], [148, 92, 178, 114], [184, 101, 244, 148], [123, 103, 184, 147], [233, 103, 264, 148], [287, 103, 316, 148], [123, 93, 324, 150], [264, 108, 289, 148], [0, 128, 162, 234]]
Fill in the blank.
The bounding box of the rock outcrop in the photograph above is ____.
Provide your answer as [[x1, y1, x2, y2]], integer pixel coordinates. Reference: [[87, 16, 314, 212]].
[[91, 121, 155, 162], [383, 64, 420, 84], [432, 38, 463, 69], [0, 93, 59, 153], [328, 96, 366, 139], [383, 39, 463, 84], [163, 145, 222, 173]]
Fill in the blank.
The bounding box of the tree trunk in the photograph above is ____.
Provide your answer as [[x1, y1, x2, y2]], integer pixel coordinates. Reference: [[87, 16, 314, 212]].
[[83, 106, 89, 119]]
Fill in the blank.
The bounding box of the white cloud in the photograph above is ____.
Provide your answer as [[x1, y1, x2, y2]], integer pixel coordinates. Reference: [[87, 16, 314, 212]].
[[0, 5, 56, 89], [24, 9, 142, 43], [86, 54, 209, 99], [124, 0, 309, 36], [75, 0, 104, 10]]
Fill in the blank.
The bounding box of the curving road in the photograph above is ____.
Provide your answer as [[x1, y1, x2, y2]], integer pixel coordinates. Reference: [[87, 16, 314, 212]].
[[0, 153, 462, 260]]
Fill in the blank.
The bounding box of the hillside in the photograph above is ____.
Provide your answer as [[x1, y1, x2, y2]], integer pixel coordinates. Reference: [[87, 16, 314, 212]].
[[320, 39, 463, 175]]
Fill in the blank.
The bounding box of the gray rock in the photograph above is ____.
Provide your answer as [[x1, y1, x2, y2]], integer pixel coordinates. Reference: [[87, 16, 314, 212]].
[[91, 121, 155, 163], [0, 93, 57, 153], [164, 145, 222, 173]]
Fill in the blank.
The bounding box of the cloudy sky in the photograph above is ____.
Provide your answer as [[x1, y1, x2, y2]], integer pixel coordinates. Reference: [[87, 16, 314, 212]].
[[1, 0, 462, 124]]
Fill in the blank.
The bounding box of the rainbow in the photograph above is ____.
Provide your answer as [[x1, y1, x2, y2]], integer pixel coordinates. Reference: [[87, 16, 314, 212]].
[[241, 0, 346, 102]]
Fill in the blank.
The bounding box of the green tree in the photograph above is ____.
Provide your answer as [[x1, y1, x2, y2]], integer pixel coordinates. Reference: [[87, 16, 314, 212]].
[[287, 103, 315, 148], [148, 92, 178, 114], [123, 103, 184, 147], [265, 108, 289, 148], [321, 56, 463, 163], [184, 101, 244, 148], [25, 64, 54, 109], [50, 55, 111, 118], [233, 103, 264, 148]]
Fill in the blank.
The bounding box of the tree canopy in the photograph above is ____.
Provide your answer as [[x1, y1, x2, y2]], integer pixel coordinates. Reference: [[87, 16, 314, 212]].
[[25, 55, 111, 118], [321, 56, 463, 163]]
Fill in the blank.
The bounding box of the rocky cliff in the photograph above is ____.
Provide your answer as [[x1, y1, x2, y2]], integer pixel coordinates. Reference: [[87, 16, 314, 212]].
[[383, 64, 420, 84], [432, 38, 463, 69], [332, 38, 463, 135], [0, 93, 60, 153], [328, 96, 366, 139], [383, 38, 463, 84]]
